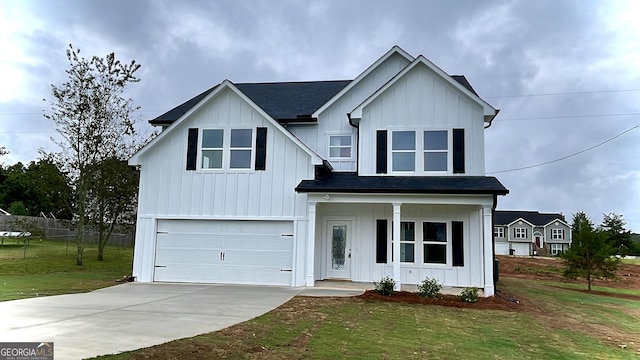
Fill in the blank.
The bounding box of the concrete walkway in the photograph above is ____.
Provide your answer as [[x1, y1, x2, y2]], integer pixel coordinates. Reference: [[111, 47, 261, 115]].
[[1, 283, 308, 359]]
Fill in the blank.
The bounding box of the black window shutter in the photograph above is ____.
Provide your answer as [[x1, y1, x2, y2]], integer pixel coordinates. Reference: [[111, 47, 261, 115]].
[[452, 221, 464, 266], [376, 219, 388, 263], [376, 130, 387, 174], [453, 128, 465, 174], [255, 127, 267, 170], [186, 128, 198, 170]]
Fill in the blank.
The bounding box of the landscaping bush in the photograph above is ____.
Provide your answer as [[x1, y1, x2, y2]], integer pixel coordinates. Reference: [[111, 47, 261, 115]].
[[417, 277, 442, 298], [373, 276, 396, 296], [459, 287, 479, 303]]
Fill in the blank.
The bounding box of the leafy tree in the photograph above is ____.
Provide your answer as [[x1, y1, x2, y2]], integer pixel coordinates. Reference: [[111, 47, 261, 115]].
[[86, 158, 139, 261], [0, 159, 72, 219], [562, 211, 619, 291], [44, 44, 140, 265], [600, 213, 632, 255], [7, 201, 28, 215]]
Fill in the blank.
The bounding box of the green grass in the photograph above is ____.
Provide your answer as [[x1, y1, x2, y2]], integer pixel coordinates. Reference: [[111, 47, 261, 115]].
[[95, 281, 639, 360], [620, 258, 640, 265], [0, 239, 133, 301]]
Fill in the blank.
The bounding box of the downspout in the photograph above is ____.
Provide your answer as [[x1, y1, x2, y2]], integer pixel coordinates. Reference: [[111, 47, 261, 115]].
[[347, 113, 360, 173], [492, 193, 498, 288]]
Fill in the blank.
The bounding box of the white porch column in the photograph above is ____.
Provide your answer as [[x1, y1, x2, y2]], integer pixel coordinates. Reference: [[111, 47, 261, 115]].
[[392, 203, 402, 291], [306, 202, 317, 287], [482, 205, 495, 296]]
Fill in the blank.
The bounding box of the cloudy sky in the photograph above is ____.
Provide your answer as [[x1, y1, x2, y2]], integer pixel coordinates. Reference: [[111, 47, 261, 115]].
[[0, 0, 638, 231]]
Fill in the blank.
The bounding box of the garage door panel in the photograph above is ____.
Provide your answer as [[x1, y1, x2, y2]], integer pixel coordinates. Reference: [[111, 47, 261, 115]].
[[154, 220, 293, 286], [511, 242, 530, 256], [495, 242, 509, 255]]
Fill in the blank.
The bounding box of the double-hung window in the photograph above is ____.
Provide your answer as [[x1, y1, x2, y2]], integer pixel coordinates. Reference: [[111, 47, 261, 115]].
[[201, 129, 224, 169], [423, 130, 448, 171], [329, 135, 352, 159], [551, 228, 564, 240], [514, 228, 528, 239], [400, 222, 415, 262], [392, 131, 416, 171], [551, 244, 563, 255], [201, 128, 253, 170], [423, 222, 447, 264], [230, 129, 252, 169], [494, 227, 504, 238]]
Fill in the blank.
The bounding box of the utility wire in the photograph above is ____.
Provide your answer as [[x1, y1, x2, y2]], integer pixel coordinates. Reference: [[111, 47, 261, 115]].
[[487, 124, 640, 174], [498, 112, 640, 122], [485, 88, 640, 99]]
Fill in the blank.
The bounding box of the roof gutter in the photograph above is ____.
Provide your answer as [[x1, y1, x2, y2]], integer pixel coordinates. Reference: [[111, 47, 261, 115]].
[[484, 108, 500, 129]]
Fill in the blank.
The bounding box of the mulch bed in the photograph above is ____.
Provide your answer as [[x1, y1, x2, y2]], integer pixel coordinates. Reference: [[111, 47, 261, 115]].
[[358, 290, 522, 311]]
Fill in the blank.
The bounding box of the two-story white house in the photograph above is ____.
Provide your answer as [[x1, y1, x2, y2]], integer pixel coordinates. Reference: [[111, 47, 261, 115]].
[[128, 46, 508, 296]]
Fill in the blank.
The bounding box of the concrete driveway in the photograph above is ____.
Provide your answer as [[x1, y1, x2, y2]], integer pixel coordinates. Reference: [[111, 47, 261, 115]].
[[0, 283, 303, 359]]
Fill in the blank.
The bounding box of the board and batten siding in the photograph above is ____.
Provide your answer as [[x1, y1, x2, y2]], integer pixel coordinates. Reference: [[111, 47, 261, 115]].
[[314, 203, 485, 288], [132, 88, 315, 284], [358, 65, 486, 176], [288, 52, 412, 172]]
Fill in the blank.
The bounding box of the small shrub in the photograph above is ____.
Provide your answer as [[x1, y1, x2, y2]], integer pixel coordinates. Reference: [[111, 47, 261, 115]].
[[417, 277, 442, 298], [373, 276, 396, 296], [458, 287, 479, 303]]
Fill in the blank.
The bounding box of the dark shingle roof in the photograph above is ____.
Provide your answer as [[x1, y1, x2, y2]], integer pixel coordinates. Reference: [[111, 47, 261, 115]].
[[296, 172, 508, 195], [148, 75, 479, 127], [494, 211, 566, 226], [149, 80, 351, 126]]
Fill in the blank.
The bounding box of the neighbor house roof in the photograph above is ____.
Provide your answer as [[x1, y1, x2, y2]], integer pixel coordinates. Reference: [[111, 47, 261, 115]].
[[295, 172, 508, 195], [148, 77, 479, 127], [494, 211, 566, 226]]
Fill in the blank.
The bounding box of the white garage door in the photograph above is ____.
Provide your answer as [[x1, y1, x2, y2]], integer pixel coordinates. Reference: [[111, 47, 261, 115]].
[[154, 219, 294, 286], [495, 242, 509, 255], [510, 242, 531, 256]]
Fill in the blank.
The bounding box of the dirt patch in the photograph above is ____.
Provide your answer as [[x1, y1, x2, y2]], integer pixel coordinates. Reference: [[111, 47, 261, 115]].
[[358, 290, 522, 311], [497, 255, 640, 290]]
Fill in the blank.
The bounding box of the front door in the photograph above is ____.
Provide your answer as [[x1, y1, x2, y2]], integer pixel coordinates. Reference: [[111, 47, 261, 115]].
[[325, 220, 352, 279]]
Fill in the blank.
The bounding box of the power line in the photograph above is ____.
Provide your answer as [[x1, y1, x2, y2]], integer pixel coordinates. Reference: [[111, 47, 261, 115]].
[[485, 88, 640, 99], [487, 124, 640, 174], [498, 112, 640, 122]]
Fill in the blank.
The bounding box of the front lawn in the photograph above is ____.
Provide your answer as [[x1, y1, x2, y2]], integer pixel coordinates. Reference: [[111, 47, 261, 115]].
[[0, 240, 133, 301], [95, 280, 639, 359]]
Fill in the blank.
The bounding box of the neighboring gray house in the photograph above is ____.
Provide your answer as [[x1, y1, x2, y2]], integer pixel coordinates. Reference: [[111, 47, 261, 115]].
[[128, 46, 509, 296], [494, 210, 571, 256]]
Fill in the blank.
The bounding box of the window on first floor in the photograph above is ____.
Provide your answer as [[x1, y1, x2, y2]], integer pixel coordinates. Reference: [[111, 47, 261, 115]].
[[494, 227, 504, 238], [514, 227, 528, 239], [551, 228, 565, 240], [551, 243, 564, 255], [400, 222, 415, 262], [423, 222, 447, 264]]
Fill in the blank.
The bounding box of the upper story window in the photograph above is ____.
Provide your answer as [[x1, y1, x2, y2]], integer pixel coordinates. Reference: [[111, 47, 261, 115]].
[[514, 227, 528, 239], [328, 135, 352, 159], [392, 131, 416, 172], [201, 128, 253, 170], [230, 129, 252, 169], [202, 129, 224, 169], [551, 228, 565, 240], [423, 130, 448, 171], [494, 227, 504, 238]]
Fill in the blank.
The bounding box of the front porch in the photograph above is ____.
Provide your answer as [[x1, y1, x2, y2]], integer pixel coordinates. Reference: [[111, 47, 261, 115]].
[[313, 279, 482, 296]]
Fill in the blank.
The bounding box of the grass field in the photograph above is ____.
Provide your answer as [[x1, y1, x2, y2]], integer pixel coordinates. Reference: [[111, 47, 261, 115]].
[[0, 239, 133, 301]]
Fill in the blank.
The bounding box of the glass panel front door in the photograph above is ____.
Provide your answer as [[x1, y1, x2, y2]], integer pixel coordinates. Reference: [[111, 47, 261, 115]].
[[326, 220, 351, 279]]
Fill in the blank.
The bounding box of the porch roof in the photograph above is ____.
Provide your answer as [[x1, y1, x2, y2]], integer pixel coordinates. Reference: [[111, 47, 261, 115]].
[[295, 172, 509, 195]]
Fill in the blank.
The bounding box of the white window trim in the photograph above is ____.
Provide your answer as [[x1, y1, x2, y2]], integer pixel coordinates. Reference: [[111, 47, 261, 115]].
[[388, 128, 452, 175], [551, 244, 563, 255], [422, 129, 450, 173], [399, 221, 416, 263], [494, 227, 504, 238], [551, 228, 564, 240], [514, 227, 528, 239], [199, 128, 255, 171], [327, 133, 354, 160], [422, 221, 449, 265]]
